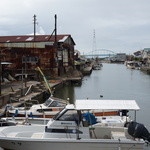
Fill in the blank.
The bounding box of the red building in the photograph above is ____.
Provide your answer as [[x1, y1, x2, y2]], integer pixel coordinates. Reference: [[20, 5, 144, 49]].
[[0, 34, 75, 78]]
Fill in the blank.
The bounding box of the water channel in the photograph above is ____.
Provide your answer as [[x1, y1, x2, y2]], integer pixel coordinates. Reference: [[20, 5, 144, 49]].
[[54, 63, 150, 131]]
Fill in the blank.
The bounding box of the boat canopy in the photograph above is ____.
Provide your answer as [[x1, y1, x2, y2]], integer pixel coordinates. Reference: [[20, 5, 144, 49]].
[[75, 100, 140, 111]]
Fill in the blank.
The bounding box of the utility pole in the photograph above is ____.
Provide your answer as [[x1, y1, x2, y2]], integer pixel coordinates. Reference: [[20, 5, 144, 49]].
[[54, 14, 59, 75], [54, 14, 57, 47], [93, 29, 97, 50], [0, 49, 2, 96], [33, 14, 37, 41]]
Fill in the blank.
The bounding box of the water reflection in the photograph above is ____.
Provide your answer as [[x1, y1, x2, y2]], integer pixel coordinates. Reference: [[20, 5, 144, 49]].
[[54, 84, 75, 104]]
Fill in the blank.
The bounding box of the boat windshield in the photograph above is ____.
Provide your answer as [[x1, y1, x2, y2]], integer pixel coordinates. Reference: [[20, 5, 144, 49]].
[[54, 109, 81, 125], [50, 101, 65, 107], [53, 108, 66, 120], [44, 99, 52, 106], [57, 110, 79, 121], [44, 98, 65, 107]]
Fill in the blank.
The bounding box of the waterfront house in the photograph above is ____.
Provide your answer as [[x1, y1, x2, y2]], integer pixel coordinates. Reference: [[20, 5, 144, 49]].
[[0, 34, 75, 79], [133, 51, 142, 58], [74, 50, 87, 71], [142, 48, 150, 65]]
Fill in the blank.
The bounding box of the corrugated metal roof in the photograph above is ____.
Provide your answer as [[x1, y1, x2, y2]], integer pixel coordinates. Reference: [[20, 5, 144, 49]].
[[0, 34, 75, 44], [75, 100, 140, 110]]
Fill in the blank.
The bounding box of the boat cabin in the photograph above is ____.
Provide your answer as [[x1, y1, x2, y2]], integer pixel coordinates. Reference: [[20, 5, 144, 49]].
[[45, 100, 140, 139]]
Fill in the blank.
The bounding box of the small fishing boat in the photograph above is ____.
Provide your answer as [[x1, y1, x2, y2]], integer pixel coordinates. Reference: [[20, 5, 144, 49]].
[[92, 62, 103, 70], [0, 99, 148, 150], [125, 61, 141, 70]]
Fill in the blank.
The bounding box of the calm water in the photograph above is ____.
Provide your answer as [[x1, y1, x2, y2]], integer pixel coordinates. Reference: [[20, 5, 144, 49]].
[[54, 63, 150, 149], [54, 63, 150, 131]]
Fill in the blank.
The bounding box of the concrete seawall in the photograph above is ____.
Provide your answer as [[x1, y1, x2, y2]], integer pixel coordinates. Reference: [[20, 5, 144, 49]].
[[0, 77, 82, 115], [0, 80, 63, 115]]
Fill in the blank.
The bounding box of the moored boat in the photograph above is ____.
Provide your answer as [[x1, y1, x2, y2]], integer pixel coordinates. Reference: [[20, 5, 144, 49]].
[[92, 63, 103, 70], [8, 96, 67, 118], [0, 99, 148, 150], [125, 61, 141, 69]]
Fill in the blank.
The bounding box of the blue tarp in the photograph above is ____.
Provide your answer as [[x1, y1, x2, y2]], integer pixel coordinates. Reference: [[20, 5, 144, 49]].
[[82, 112, 97, 125]]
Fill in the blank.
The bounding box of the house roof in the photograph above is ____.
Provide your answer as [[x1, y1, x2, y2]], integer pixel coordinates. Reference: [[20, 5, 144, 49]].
[[0, 34, 75, 45]]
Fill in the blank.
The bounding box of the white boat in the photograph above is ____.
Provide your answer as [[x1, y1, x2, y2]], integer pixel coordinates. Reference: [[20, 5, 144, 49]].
[[125, 61, 141, 69], [92, 63, 103, 70], [1, 116, 50, 126], [82, 66, 92, 75], [0, 99, 148, 150], [8, 96, 67, 118], [7, 96, 122, 118]]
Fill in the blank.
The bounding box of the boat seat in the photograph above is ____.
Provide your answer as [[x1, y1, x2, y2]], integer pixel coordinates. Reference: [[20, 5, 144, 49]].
[[111, 131, 126, 140], [31, 133, 43, 138], [7, 132, 20, 137]]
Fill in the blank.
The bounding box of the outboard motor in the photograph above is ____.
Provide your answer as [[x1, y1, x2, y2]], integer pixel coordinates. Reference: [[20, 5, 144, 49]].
[[128, 121, 150, 142]]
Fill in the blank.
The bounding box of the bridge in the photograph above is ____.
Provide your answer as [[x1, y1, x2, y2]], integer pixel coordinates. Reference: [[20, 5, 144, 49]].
[[81, 49, 117, 58]]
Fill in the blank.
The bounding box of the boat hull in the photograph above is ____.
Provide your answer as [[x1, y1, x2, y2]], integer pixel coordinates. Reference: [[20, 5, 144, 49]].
[[0, 137, 144, 150], [8, 111, 119, 118]]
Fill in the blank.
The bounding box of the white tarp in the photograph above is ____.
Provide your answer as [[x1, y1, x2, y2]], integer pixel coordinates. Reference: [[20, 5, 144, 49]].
[[1, 62, 12, 65], [75, 100, 140, 110]]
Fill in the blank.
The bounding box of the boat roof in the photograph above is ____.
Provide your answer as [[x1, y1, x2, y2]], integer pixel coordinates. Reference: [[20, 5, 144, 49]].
[[75, 100, 140, 110]]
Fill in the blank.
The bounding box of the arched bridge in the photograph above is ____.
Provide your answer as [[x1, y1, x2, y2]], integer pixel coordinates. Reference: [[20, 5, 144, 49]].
[[81, 49, 116, 57]]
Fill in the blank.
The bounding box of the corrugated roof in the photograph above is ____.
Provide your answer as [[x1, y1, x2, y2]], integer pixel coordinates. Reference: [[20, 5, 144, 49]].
[[0, 34, 75, 44]]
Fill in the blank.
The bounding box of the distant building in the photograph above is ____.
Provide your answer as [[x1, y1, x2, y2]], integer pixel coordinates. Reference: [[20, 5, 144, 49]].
[[110, 53, 126, 62], [0, 34, 75, 78], [133, 51, 142, 58], [142, 48, 150, 59], [133, 48, 150, 66], [142, 48, 150, 66]]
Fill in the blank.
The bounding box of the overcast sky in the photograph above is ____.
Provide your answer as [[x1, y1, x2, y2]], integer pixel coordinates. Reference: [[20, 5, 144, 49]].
[[0, 0, 150, 54]]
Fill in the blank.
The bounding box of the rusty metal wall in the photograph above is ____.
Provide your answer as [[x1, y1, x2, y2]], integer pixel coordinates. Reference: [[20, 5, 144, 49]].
[[0, 42, 74, 77], [0, 42, 53, 48]]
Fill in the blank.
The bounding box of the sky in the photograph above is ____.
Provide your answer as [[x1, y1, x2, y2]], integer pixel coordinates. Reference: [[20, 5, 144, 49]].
[[0, 0, 150, 54]]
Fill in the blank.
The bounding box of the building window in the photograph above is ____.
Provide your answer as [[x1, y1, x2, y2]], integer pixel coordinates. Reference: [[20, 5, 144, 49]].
[[22, 56, 39, 63]]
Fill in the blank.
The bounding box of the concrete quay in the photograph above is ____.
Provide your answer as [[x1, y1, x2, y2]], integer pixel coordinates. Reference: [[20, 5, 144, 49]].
[[0, 77, 82, 116], [140, 66, 150, 74]]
